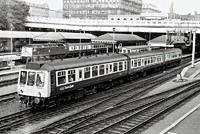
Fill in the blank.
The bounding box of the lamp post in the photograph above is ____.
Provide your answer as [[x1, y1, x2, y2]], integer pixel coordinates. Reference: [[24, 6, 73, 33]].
[[192, 30, 196, 67], [79, 29, 82, 57], [112, 28, 115, 54], [10, 24, 13, 69]]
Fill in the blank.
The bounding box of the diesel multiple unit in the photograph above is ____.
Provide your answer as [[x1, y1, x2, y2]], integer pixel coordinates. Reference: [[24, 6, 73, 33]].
[[17, 48, 182, 108]]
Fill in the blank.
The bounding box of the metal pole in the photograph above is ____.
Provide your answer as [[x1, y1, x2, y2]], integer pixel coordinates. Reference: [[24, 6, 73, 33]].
[[79, 29, 81, 57], [10, 26, 13, 69], [192, 31, 196, 67], [113, 28, 115, 54]]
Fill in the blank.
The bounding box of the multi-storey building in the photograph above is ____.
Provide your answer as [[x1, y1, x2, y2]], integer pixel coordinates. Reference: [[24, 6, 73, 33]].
[[27, 2, 49, 17], [63, 0, 143, 19], [49, 10, 63, 18], [142, 4, 161, 13]]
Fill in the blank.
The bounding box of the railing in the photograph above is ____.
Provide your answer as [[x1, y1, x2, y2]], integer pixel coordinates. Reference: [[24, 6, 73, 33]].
[[27, 16, 199, 28]]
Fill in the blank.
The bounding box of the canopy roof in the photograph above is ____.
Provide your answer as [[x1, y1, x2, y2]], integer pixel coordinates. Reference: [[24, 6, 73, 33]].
[[0, 31, 96, 41], [0, 31, 44, 38], [92, 33, 146, 43], [148, 35, 186, 44], [33, 32, 96, 42]]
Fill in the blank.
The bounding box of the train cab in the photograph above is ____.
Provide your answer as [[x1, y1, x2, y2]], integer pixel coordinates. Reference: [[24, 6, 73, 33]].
[[17, 69, 50, 106]]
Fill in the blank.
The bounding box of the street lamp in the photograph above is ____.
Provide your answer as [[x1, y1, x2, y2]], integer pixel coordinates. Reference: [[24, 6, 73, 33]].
[[10, 24, 14, 69], [112, 28, 115, 54], [192, 30, 196, 67], [79, 29, 82, 58]]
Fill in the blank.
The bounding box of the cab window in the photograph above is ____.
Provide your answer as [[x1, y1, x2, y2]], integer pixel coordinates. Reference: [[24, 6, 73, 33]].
[[36, 72, 45, 87], [27, 72, 36, 86], [20, 71, 27, 85]]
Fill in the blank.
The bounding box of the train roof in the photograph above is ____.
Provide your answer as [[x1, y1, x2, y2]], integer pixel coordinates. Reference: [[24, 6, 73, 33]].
[[24, 43, 65, 48], [125, 48, 181, 58], [26, 54, 127, 71], [67, 42, 104, 46], [26, 48, 182, 71]]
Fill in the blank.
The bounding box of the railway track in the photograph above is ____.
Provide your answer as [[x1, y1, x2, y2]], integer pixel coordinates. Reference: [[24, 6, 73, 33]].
[[58, 81, 200, 134], [0, 93, 16, 103]]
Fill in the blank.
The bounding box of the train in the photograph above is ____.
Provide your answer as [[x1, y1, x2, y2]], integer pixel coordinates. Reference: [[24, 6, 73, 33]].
[[17, 48, 182, 108], [21, 42, 111, 62]]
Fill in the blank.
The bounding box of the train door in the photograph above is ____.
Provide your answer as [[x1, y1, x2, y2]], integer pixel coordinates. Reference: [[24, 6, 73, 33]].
[[76, 68, 83, 81]]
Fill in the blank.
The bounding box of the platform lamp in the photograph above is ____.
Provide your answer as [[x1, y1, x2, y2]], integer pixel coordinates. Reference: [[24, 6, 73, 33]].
[[79, 29, 82, 58], [192, 30, 196, 68], [112, 28, 115, 54], [10, 23, 14, 69]]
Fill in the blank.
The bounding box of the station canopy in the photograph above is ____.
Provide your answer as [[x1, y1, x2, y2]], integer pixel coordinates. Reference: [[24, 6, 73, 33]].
[[0, 31, 43, 38], [92, 33, 146, 44], [33, 32, 96, 42], [0, 31, 96, 42], [148, 35, 186, 47]]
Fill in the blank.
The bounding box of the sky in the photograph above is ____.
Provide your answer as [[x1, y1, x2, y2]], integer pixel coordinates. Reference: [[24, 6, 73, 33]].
[[24, 0, 199, 15], [143, 0, 199, 14]]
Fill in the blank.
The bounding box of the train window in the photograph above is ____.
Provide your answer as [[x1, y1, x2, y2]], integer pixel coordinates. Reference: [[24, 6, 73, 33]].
[[148, 57, 151, 64], [92, 66, 98, 77], [138, 59, 141, 67], [20, 71, 27, 85], [134, 59, 137, 67], [157, 56, 160, 62], [151, 57, 153, 63], [69, 46, 74, 51], [58, 71, 66, 85], [87, 45, 91, 49], [153, 56, 157, 63], [27, 72, 36, 86], [124, 61, 127, 70], [166, 54, 170, 61], [131, 60, 134, 67], [106, 64, 109, 74], [36, 72, 45, 87], [84, 67, 91, 79], [113, 63, 118, 72], [99, 65, 105, 75], [144, 58, 148, 65], [75, 46, 79, 50], [110, 64, 113, 72], [161, 55, 163, 61], [119, 62, 123, 71], [68, 70, 75, 82]]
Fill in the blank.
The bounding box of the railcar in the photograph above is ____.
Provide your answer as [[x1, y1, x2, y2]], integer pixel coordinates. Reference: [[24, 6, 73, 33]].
[[17, 48, 182, 108], [21, 42, 110, 62]]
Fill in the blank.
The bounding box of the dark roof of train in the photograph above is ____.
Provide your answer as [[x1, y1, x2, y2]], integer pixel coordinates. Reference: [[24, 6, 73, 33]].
[[26, 48, 181, 71], [27, 54, 127, 71], [126, 48, 181, 58]]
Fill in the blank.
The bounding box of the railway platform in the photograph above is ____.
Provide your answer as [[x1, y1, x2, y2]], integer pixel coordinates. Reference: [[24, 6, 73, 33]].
[[181, 60, 200, 79], [0, 65, 25, 96], [141, 60, 200, 134]]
